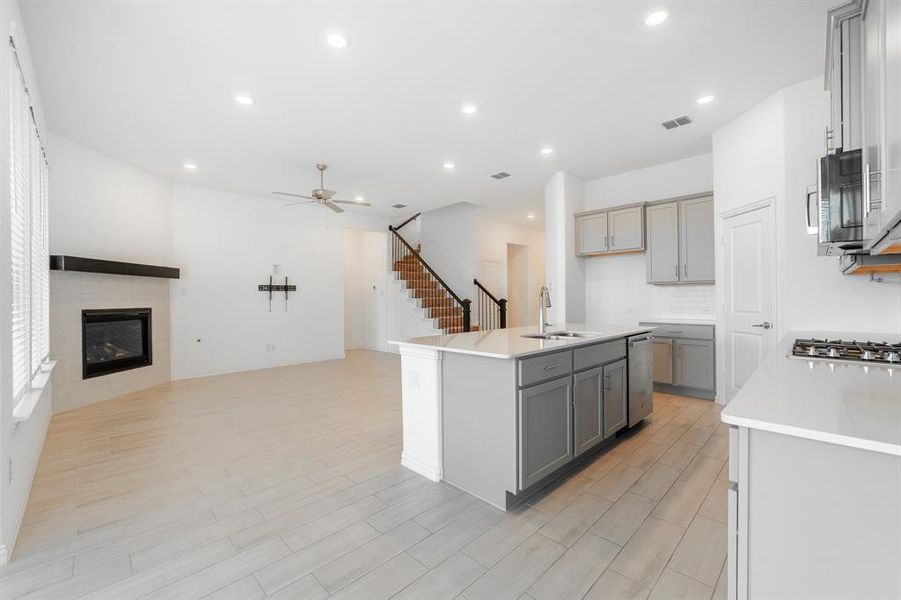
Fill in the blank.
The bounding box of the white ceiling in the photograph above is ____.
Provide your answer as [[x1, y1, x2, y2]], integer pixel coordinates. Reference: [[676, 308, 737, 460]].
[[21, 1, 831, 226]]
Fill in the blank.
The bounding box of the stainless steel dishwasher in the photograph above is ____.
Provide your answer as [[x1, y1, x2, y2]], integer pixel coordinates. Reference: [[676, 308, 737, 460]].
[[627, 333, 653, 426]]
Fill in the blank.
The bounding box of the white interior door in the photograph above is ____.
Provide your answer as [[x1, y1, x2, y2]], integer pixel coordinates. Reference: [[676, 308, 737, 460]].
[[722, 204, 777, 402]]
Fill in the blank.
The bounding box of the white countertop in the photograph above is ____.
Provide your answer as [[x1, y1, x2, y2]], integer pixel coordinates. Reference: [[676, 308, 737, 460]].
[[639, 316, 716, 326], [389, 323, 653, 359], [721, 332, 901, 457]]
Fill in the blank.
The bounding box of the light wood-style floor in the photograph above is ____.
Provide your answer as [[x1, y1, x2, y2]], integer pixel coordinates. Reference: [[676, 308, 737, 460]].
[[1, 350, 728, 600]]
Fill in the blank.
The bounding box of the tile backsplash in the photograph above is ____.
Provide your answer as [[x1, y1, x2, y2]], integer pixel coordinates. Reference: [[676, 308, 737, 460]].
[[651, 284, 716, 316]]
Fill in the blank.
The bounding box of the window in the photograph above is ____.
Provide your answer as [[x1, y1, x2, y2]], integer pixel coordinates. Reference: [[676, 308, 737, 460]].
[[9, 38, 49, 407]]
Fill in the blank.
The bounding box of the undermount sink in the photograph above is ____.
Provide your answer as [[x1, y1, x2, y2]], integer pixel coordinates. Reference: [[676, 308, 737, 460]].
[[522, 331, 596, 341]]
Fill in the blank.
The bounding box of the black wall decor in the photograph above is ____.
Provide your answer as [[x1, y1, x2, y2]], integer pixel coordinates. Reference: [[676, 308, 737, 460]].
[[258, 276, 297, 311]]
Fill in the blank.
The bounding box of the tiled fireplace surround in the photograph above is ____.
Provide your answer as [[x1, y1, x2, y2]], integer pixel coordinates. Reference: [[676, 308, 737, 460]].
[[49, 271, 171, 413]]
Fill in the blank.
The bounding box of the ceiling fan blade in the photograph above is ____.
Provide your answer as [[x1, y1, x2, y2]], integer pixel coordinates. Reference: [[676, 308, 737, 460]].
[[332, 200, 372, 207], [282, 200, 317, 207], [324, 202, 345, 214], [273, 191, 315, 200]]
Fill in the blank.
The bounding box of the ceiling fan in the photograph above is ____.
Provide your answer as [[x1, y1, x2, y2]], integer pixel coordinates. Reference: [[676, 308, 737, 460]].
[[273, 163, 371, 213]]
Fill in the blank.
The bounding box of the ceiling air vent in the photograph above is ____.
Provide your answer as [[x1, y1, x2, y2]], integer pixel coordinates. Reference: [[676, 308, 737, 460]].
[[661, 115, 693, 130], [392, 203, 407, 209], [490, 172, 511, 180]]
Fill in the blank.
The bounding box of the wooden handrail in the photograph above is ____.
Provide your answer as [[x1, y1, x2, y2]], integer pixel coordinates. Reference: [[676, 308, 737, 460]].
[[389, 226, 469, 308], [394, 212, 421, 232], [473, 279, 502, 304]]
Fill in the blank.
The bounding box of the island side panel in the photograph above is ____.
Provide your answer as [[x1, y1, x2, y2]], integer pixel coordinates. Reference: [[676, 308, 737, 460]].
[[442, 352, 517, 510], [398, 345, 444, 481], [746, 429, 901, 599]]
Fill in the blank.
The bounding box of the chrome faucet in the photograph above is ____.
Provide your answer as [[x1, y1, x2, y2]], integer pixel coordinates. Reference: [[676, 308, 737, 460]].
[[538, 286, 552, 334]]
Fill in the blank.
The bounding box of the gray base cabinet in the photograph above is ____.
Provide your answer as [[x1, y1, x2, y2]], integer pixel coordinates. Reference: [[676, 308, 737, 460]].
[[641, 321, 715, 400], [651, 338, 674, 384], [674, 339, 715, 390], [518, 376, 573, 489], [573, 367, 604, 457], [727, 426, 901, 599], [602, 359, 627, 438]]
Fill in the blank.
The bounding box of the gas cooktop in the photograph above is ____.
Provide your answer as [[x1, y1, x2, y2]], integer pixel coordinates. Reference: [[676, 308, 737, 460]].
[[791, 338, 901, 366]]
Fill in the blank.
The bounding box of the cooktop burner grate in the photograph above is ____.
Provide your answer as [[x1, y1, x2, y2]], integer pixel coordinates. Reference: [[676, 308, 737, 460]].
[[792, 338, 901, 365]]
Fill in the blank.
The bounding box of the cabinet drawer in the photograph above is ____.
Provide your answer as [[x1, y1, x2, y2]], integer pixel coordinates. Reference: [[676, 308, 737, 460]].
[[518, 350, 572, 387], [573, 339, 626, 371], [641, 323, 714, 340]]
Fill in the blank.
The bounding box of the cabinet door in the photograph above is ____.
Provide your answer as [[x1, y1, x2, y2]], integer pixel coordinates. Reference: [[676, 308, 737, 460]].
[[651, 338, 674, 384], [573, 367, 604, 457], [519, 376, 573, 490], [674, 339, 715, 391], [862, 0, 886, 243], [602, 359, 627, 438], [680, 197, 716, 282], [577, 213, 608, 255], [608, 206, 644, 252], [881, 0, 901, 235], [646, 202, 680, 283]]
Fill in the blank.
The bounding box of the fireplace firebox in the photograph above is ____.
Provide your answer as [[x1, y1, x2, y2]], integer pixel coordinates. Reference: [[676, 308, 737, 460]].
[[82, 308, 152, 379]]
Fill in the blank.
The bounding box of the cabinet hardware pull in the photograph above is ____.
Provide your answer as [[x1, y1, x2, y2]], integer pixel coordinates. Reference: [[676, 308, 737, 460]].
[[610, 235, 615, 247], [603, 375, 610, 391], [544, 363, 561, 371], [683, 264, 687, 277]]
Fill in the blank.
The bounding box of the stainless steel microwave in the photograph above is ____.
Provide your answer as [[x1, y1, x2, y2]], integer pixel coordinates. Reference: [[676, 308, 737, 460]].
[[809, 149, 863, 255]]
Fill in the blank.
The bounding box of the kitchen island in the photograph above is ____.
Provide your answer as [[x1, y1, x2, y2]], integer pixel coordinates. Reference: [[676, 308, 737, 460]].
[[721, 332, 901, 600], [390, 323, 653, 510]]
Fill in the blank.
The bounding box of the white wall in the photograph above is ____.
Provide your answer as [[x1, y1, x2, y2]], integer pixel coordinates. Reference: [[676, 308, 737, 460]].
[[47, 133, 174, 265], [343, 229, 389, 351], [0, 0, 52, 563], [582, 154, 715, 325], [712, 77, 901, 401], [474, 216, 545, 325], [419, 202, 475, 299], [170, 184, 390, 380], [545, 171, 586, 324]]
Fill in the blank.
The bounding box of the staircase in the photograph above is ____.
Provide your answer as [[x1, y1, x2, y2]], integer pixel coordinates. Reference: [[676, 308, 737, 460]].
[[389, 224, 472, 335], [392, 252, 470, 333]]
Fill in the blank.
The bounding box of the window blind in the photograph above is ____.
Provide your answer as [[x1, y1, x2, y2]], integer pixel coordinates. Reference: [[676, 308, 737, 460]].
[[9, 39, 49, 405]]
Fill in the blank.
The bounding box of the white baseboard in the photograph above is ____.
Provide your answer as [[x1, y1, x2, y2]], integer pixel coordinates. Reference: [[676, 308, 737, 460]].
[[401, 452, 442, 482]]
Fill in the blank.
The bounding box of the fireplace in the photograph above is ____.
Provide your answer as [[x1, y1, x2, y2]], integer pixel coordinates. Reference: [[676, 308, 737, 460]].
[[82, 308, 152, 379]]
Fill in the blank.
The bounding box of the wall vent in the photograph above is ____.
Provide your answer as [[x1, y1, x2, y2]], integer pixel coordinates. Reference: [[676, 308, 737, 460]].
[[392, 203, 407, 209], [661, 115, 692, 129], [490, 171, 511, 180]]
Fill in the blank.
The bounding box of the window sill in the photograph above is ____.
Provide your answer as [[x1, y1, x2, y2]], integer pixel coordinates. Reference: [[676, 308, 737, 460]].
[[13, 360, 56, 424]]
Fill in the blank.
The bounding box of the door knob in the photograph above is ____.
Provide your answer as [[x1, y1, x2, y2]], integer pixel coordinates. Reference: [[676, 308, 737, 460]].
[[752, 321, 772, 329]]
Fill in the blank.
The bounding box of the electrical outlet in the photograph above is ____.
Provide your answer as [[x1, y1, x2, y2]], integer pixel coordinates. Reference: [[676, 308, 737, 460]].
[[265, 344, 277, 352]]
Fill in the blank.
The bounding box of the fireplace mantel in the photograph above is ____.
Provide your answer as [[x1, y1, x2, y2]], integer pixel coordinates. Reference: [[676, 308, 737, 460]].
[[50, 255, 180, 279]]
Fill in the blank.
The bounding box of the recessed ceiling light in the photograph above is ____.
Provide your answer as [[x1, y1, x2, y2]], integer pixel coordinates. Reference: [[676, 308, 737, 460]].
[[645, 9, 669, 27], [540, 147, 554, 155], [696, 94, 716, 105], [443, 162, 455, 170], [527, 213, 536, 220], [461, 104, 477, 115], [325, 31, 349, 49], [183, 162, 198, 170], [234, 95, 254, 106]]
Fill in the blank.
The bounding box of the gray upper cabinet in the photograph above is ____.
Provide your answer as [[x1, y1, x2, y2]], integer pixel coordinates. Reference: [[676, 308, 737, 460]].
[[674, 339, 715, 391], [651, 337, 674, 384], [863, 0, 885, 244], [646, 202, 680, 283], [573, 367, 604, 457], [881, 0, 901, 243], [608, 206, 645, 252], [575, 204, 644, 257], [680, 197, 715, 282], [576, 212, 608, 255], [646, 195, 714, 284], [518, 376, 573, 490], [602, 359, 627, 438]]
